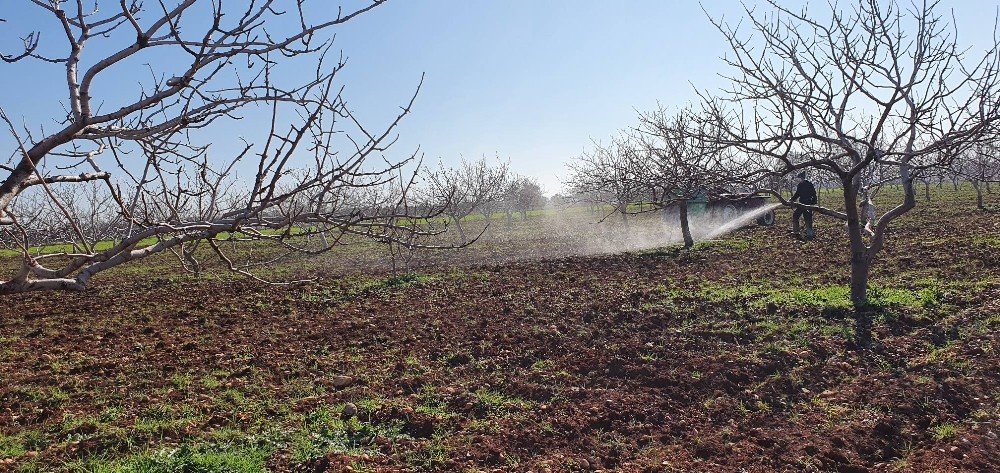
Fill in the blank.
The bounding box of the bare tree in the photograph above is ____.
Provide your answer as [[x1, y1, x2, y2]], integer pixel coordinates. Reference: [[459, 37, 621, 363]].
[[954, 143, 1000, 210], [419, 157, 509, 244], [702, 0, 1000, 315], [565, 134, 645, 225], [0, 1, 453, 294], [0, 183, 124, 254], [503, 174, 546, 226], [635, 105, 733, 248]]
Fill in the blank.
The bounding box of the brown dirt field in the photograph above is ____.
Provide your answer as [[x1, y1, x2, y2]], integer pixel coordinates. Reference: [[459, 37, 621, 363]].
[[1, 191, 999, 472]]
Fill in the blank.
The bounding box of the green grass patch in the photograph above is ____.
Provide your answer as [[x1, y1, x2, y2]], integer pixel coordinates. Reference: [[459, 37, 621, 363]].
[[972, 236, 1000, 249], [382, 273, 432, 289], [0, 237, 164, 258], [303, 273, 434, 304], [472, 389, 531, 417], [930, 423, 958, 441], [288, 406, 403, 463], [414, 385, 452, 418], [697, 283, 930, 311], [11, 386, 71, 408], [404, 431, 449, 470], [0, 432, 27, 458], [133, 404, 201, 438], [66, 444, 270, 473], [690, 238, 752, 253], [0, 227, 315, 259]]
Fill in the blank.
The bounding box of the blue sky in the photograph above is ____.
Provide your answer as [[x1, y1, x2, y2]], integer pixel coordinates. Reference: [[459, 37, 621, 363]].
[[326, 0, 734, 193], [1, 1, 998, 194]]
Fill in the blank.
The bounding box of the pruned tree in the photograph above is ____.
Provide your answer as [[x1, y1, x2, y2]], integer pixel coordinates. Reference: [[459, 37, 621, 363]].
[[0, 1, 452, 294], [702, 0, 1000, 317], [952, 142, 1000, 210], [565, 134, 645, 225], [0, 183, 124, 255], [419, 157, 509, 244], [635, 105, 733, 248], [503, 175, 546, 226]]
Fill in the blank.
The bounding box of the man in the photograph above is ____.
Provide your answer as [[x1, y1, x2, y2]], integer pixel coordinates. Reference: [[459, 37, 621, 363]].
[[790, 172, 817, 240]]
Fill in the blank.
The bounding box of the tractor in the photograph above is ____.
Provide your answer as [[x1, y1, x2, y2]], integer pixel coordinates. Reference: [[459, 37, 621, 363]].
[[687, 189, 776, 227]]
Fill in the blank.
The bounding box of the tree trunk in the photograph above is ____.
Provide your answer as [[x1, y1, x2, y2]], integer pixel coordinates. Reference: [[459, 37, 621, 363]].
[[182, 243, 202, 276], [520, 209, 528, 221], [678, 199, 694, 248], [843, 179, 874, 348], [854, 166, 916, 347], [504, 209, 514, 229], [848, 248, 873, 349], [973, 181, 984, 210], [843, 179, 870, 310], [923, 180, 931, 202], [848, 250, 871, 308], [619, 203, 628, 226], [452, 216, 467, 244]]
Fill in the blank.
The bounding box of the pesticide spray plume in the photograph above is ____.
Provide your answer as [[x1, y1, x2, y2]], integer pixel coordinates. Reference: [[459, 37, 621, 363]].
[[445, 202, 785, 265], [702, 203, 783, 241], [376, 202, 786, 274], [552, 202, 782, 257]]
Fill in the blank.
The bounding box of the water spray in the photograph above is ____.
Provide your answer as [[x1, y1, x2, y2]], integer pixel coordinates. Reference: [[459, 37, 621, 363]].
[[702, 203, 783, 241]]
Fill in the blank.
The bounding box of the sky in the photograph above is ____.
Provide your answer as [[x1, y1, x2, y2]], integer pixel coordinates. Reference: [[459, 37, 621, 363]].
[[1, 1, 999, 195]]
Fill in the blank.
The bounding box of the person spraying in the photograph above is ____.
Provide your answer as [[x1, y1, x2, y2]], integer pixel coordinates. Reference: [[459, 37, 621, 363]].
[[790, 172, 817, 240]]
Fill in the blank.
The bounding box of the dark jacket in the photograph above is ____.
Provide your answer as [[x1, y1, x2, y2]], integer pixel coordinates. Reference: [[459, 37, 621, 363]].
[[791, 180, 817, 205]]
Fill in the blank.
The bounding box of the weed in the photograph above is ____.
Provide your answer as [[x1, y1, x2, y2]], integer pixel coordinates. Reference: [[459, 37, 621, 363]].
[[383, 273, 432, 288], [930, 423, 957, 441], [201, 374, 222, 390], [133, 404, 200, 438], [415, 385, 452, 418], [0, 433, 26, 458], [472, 389, 530, 417], [917, 286, 943, 309], [13, 386, 70, 407], [639, 352, 658, 362], [405, 430, 449, 469], [531, 359, 554, 371], [355, 396, 389, 413], [307, 273, 433, 304], [690, 239, 752, 253], [288, 406, 401, 463], [66, 444, 270, 473], [170, 373, 193, 390]]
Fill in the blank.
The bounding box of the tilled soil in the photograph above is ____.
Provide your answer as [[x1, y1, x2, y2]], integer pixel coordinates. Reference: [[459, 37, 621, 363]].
[[1, 196, 999, 472]]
